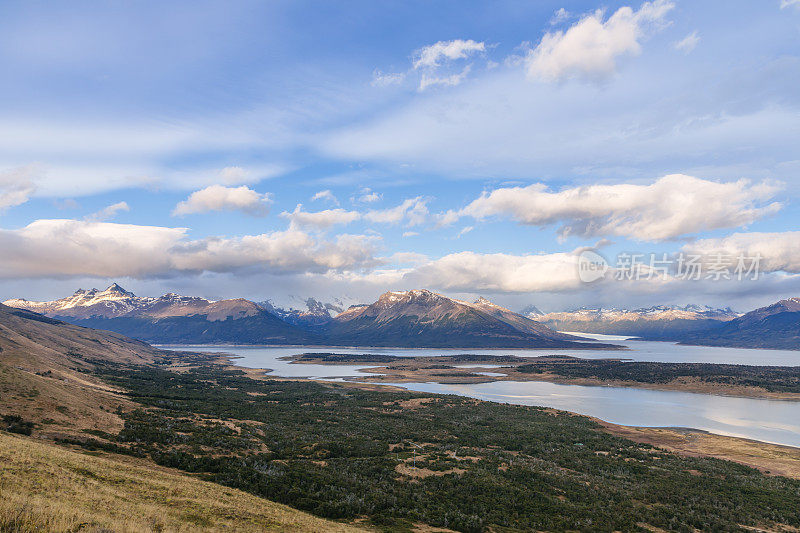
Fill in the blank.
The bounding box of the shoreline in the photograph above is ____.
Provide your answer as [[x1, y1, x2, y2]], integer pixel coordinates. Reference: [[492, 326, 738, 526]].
[[281, 353, 800, 401], [170, 349, 800, 478]]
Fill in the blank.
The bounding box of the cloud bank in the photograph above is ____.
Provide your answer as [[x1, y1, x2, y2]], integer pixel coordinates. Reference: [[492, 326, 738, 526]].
[[449, 174, 781, 241], [0, 219, 379, 279]]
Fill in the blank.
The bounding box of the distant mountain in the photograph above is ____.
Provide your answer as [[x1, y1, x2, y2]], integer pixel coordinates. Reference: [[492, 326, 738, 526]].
[[5, 283, 140, 319], [520, 304, 544, 318], [259, 297, 341, 327], [321, 290, 615, 348], [676, 298, 800, 350], [535, 305, 739, 339], [5, 284, 315, 345], [5, 285, 620, 348]]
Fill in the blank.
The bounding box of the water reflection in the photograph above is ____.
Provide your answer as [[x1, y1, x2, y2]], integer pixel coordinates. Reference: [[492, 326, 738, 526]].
[[165, 342, 800, 447], [390, 380, 800, 448]]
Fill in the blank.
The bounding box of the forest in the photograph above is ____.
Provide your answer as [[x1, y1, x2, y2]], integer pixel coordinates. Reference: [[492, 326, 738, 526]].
[[515, 359, 800, 392], [59, 362, 800, 533]]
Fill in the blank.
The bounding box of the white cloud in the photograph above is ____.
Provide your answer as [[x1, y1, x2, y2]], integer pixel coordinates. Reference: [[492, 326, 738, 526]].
[[411, 39, 485, 90], [365, 197, 429, 227], [781, 0, 800, 8], [413, 39, 486, 69], [0, 160, 287, 199], [85, 201, 130, 222], [526, 0, 674, 82], [54, 198, 80, 210], [684, 232, 800, 274], [173, 185, 272, 216], [0, 219, 379, 279], [0, 165, 38, 211], [402, 231, 419, 237], [419, 65, 472, 91], [550, 8, 572, 25], [673, 31, 700, 54], [280, 204, 361, 229], [372, 69, 406, 87], [454, 174, 781, 241], [406, 251, 587, 292], [311, 189, 339, 205], [356, 188, 382, 203], [457, 226, 474, 238]]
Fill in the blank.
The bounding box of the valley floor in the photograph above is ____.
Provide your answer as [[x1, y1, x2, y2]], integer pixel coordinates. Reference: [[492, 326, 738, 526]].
[[285, 353, 800, 400]]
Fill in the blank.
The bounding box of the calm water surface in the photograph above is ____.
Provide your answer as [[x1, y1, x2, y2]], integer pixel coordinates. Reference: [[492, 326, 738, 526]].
[[165, 338, 800, 447]]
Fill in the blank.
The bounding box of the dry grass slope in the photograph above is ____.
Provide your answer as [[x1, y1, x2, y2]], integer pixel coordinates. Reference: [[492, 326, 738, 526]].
[[0, 303, 168, 436], [0, 431, 365, 533]]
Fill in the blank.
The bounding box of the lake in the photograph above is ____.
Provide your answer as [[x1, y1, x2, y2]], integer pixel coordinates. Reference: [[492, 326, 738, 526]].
[[165, 338, 800, 447]]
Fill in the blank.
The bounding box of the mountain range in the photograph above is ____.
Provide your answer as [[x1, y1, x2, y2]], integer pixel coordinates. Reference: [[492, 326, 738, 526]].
[[8, 284, 800, 350], [533, 305, 740, 339], [5, 284, 313, 345], [4, 285, 610, 349], [529, 301, 800, 350]]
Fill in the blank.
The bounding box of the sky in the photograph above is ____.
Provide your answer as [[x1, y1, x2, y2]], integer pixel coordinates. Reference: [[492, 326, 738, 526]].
[[0, 0, 799, 312]]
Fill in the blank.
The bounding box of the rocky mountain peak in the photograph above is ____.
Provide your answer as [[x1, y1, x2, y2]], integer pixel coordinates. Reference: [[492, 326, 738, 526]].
[[378, 289, 440, 304]]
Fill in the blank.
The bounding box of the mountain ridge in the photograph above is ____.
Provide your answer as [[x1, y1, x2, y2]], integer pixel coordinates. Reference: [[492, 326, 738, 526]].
[[4, 284, 316, 345], [4, 285, 615, 349], [319, 289, 609, 348], [532, 304, 740, 338], [675, 297, 800, 350]]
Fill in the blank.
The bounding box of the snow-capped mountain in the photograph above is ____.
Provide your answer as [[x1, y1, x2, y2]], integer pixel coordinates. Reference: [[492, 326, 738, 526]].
[[520, 304, 544, 318], [469, 297, 578, 340], [322, 290, 609, 348], [534, 304, 739, 338], [3, 284, 312, 344], [4, 285, 617, 348], [259, 297, 342, 327], [4, 283, 263, 322], [5, 283, 145, 319]]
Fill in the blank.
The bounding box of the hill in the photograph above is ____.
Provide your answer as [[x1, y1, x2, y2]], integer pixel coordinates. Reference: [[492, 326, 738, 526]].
[[677, 298, 800, 349], [470, 297, 579, 340], [0, 302, 174, 435], [0, 431, 362, 532]]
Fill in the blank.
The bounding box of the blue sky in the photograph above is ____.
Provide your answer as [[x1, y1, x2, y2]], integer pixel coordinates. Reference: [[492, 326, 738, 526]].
[[0, 0, 799, 312]]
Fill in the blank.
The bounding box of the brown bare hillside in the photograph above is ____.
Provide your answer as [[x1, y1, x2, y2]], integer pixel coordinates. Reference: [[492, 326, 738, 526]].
[[0, 303, 167, 436]]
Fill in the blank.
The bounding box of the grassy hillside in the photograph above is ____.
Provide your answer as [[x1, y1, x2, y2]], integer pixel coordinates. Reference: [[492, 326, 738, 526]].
[[0, 303, 203, 437], [0, 431, 364, 533], [0, 303, 154, 436], [0, 304, 165, 369]]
